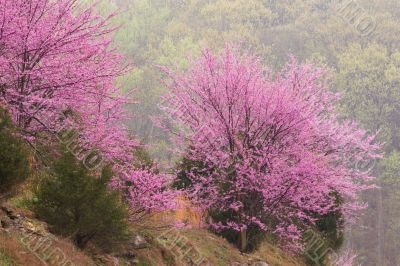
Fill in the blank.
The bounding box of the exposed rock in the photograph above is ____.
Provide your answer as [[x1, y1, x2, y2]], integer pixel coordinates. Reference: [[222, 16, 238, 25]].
[[93, 255, 119, 266], [253, 262, 270, 266], [1, 218, 10, 228], [120, 252, 139, 266], [121, 251, 136, 259], [1, 205, 19, 220], [9, 213, 20, 220], [1, 205, 13, 215], [132, 234, 149, 249]]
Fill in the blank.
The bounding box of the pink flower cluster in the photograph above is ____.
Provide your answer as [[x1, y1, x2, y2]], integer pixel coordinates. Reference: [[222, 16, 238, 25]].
[[161, 47, 381, 250], [0, 0, 175, 215]]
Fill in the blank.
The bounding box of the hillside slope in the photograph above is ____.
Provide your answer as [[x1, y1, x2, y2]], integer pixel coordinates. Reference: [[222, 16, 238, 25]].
[[0, 201, 305, 266]]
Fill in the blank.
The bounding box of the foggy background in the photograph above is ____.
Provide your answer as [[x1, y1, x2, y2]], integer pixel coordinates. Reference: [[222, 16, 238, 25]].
[[88, 0, 400, 265]]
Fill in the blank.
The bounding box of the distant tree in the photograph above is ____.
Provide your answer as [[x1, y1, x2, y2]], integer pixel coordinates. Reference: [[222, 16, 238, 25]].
[[335, 44, 400, 152], [334, 44, 400, 265], [374, 152, 400, 265], [161, 47, 381, 251]]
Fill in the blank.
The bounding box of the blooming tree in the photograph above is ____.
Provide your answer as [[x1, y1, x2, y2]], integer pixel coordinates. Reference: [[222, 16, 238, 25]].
[[0, 0, 174, 215], [0, 0, 135, 162], [160, 47, 381, 251]]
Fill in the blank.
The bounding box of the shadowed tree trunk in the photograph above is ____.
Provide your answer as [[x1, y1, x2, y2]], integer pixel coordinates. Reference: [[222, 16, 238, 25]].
[[239, 228, 247, 251]]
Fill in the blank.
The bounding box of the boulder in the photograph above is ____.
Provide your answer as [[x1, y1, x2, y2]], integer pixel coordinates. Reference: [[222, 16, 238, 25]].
[[1, 218, 10, 229], [121, 251, 136, 259], [132, 234, 149, 249], [253, 262, 270, 266], [1, 205, 19, 220]]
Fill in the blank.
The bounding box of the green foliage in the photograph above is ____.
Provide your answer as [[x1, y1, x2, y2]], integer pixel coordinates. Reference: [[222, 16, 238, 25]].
[[314, 193, 345, 252], [315, 211, 344, 251], [335, 44, 400, 151], [0, 108, 30, 195], [334, 43, 400, 265], [177, 156, 346, 255], [32, 147, 130, 250], [374, 152, 400, 264], [173, 156, 208, 190], [0, 251, 17, 266], [208, 208, 267, 252], [175, 155, 269, 251], [304, 211, 344, 265], [133, 147, 155, 169]]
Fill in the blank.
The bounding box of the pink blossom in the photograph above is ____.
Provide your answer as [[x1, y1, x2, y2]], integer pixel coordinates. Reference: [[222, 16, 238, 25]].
[[161, 46, 382, 251], [0, 0, 175, 218]]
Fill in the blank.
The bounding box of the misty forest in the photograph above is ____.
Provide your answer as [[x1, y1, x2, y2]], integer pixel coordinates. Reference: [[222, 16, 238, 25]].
[[0, 0, 399, 266]]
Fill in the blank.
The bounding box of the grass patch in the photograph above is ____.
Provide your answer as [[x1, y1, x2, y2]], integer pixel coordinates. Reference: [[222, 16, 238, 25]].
[[0, 251, 18, 266]]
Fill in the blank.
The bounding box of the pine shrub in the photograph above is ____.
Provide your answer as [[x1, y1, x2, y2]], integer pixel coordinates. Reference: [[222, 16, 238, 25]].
[[0, 108, 30, 195], [32, 148, 131, 250]]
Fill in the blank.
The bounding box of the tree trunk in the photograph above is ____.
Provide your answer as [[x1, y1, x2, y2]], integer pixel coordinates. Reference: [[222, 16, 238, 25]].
[[74, 233, 95, 249], [239, 228, 247, 252]]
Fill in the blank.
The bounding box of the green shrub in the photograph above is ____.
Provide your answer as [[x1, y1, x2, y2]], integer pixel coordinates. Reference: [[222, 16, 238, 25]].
[[173, 155, 213, 190], [32, 148, 131, 250], [303, 193, 344, 265], [0, 108, 30, 195]]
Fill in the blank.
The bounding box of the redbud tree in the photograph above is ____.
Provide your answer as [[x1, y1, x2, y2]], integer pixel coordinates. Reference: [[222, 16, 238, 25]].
[[161, 47, 381, 251], [0, 0, 175, 216], [0, 0, 134, 162]]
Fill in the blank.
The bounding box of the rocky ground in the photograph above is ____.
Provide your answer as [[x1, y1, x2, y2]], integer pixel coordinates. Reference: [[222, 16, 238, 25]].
[[0, 203, 304, 266]]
